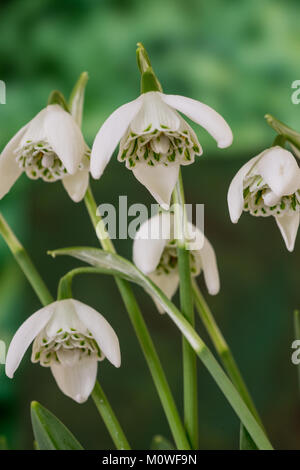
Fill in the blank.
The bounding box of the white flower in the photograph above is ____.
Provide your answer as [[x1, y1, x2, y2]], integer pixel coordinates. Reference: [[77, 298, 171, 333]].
[[91, 91, 233, 209], [133, 212, 220, 313], [5, 299, 121, 403], [0, 104, 89, 202], [227, 146, 300, 251]]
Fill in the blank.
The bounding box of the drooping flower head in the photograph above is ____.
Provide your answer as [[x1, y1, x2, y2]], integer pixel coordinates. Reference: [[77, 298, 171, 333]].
[[91, 44, 233, 209], [228, 146, 300, 251], [5, 299, 121, 403], [0, 104, 89, 202], [133, 212, 220, 312]]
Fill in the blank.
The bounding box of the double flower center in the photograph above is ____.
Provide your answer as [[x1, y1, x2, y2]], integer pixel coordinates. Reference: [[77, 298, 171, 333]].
[[243, 175, 300, 217], [32, 327, 102, 367], [118, 125, 201, 170]]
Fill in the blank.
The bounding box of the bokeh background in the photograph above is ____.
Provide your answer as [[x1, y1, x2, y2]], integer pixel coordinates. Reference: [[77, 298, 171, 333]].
[[0, 0, 300, 450]]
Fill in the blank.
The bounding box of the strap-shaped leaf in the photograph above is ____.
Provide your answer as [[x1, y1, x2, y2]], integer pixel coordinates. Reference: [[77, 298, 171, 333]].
[[49, 247, 273, 450], [31, 401, 83, 450], [240, 424, 258, 450]]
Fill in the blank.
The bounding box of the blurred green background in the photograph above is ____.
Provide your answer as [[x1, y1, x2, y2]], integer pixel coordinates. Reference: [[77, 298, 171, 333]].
[[0, 0, 300, 450]]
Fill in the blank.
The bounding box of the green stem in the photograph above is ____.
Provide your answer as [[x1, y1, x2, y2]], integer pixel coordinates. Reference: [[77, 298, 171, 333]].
[[192, 280, 263, 427], [0, 212, 53, 306], [92, 382, 131, 450], [172, 172, 198, 449], [49, 246, 274, 450], [84, 185, 190, 450], [0, 212, 129, 451]]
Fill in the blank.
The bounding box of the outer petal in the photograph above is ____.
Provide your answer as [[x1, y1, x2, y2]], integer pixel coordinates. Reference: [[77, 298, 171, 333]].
[[44, 105, 86, 175], [90, 97, 142, 179], [62, 155, 89, 202], [254, 146, 300, 196], [130, 92, 181, 134], [161, 94, 233, 148], [51, 357, 97, 403], [0, 124, 29, 199], [148, 271, 179, 314], [197, 237, 220, 295], [275, 212, 300, 252], [5, 304, 55, 378], [133, 162, 180, 209], [227, 154, 262, 223], [20, 108, 48, 144], [71, 299, 121, 368], [133, 212, 172, 274]]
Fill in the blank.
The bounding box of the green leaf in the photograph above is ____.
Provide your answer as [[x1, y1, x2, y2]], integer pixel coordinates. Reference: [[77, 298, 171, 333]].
[[48, 246, 273, 450], [151, 435, 175, 450], [31, 401, 83, 450], [240, 424, 258, 450]]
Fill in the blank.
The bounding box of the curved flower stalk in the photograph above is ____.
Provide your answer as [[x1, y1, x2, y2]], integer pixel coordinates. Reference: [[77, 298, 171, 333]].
[[5, 299, 121, 403], [133, 212, 220, 312], [228, 146, 300, 252], [0, 104, 89, 202], [91, 45, 233, 209]]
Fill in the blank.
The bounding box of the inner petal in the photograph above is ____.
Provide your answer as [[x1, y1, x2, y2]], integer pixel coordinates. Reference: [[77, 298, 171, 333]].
[[262, 189, 281, 207], [57, 348, 80, 367], [151, 134, 170, 154]]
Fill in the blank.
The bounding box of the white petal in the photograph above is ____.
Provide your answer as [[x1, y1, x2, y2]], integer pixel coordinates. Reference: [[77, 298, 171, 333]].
[[227, 154, 262, 223], [44, 105, 86, 175], [0, 124, 29, 199], [56, 348, 81, 367], [262, 189, 281, 207], [90, 97, 142, 179], [275, 212, 299, 252], [62, 167, 89, 202], [71, 299, 121, 368], [197, 237, 220, 295], [51, 357, 97, 403], [5, 304, 55, 378], [133, 162, 180, 209], [133, 212, 172, 274], [45, 300, 85, 337], [148, 271, 179, 314], [254, 146, 300, 197], [130, 92, 181, 134], [161, 94, 233, 148], [20, 108, 49, 144]]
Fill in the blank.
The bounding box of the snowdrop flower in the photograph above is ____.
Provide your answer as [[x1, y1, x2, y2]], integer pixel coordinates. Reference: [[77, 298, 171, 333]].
[[91, 91, 233, 209], [133, 212, 220, 312], [228, 146, 300, 251], [5, 299, 120, 403], [0, 104, 89, 202]]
